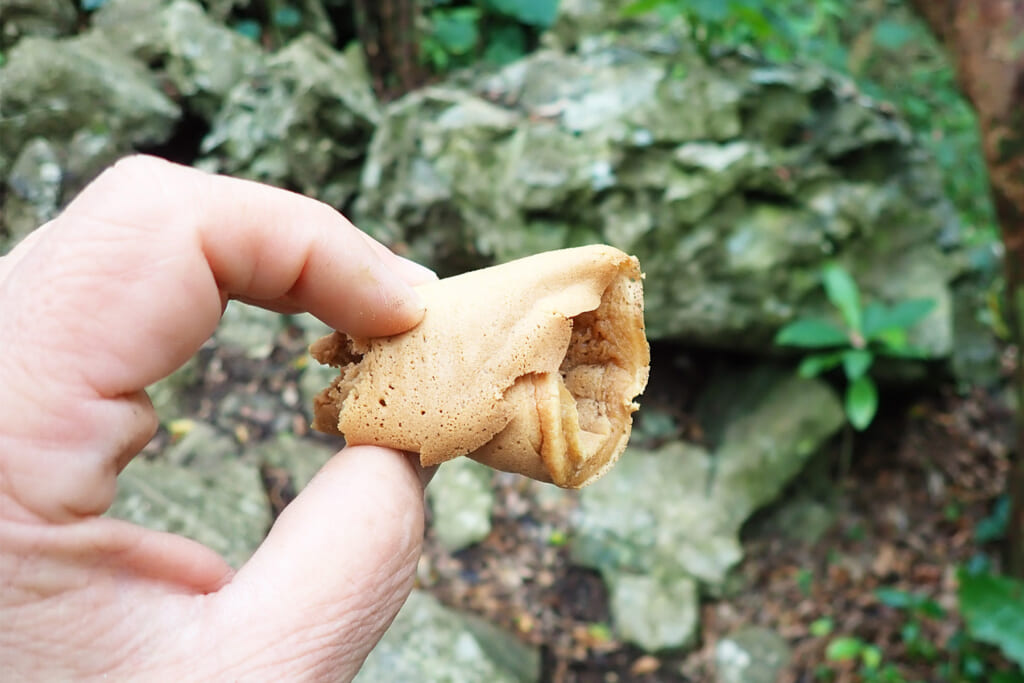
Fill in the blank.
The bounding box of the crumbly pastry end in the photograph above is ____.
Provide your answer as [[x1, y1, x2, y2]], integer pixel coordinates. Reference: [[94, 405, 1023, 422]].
[[310, 245, 650, 488]]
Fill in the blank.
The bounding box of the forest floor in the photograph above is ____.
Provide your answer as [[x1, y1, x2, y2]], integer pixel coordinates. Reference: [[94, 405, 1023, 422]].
[[417, 368, 1019, 682], [159, 324, 1019, 682]]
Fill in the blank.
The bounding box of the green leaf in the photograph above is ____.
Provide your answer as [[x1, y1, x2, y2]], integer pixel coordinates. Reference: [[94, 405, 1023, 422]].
[[845, 376, 878, 430], [547, 529, 568, 547], [901, 621, 921, 645], [860, 645, 883, 670], [842, 349, 873, 380], [620, 0, 672, 17], [873, 20, 916, 50], [873, 326, 909, 352], [688, 0, 730, 23], [232, 19, 262, 41], [826, 636, 864, 661], [775, 318, 849, 348], [482, 0, 561, 27], [429, 8, 481, 55], [863, 298, 935, 339], [810, 617, 834, 637], [975, 495, 1010, 543], [273, 5, 302, 28], [482, 22, 527, 65], [875, 587, 915, 609], [798, 351, 845, 378], [822, 264, 862, 334], [958, 570, 1024, 668], [917, 598, 946, 620]]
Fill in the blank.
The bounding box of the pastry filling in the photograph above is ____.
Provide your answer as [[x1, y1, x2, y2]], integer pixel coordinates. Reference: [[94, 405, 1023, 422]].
[[544, 271, 645, 485]]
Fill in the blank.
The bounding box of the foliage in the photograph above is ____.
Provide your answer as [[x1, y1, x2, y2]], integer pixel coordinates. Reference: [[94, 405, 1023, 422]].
[[811, 617, 903, 682], [775, 263, 934, 430], [811, 580, 1024, 682], [976, 495, 1012, 544], [623, 0, 846, 64], [225, 1, 309, 45], [421, 0, 560, 71], [958, 569, 1024, 670]]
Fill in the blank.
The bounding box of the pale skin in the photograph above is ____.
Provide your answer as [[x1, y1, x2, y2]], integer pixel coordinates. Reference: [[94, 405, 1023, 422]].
[[0, 155, 437, 681]]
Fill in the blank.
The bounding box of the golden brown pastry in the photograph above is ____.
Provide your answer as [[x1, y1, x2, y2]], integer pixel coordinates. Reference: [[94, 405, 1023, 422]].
[[309, 245, 650, 488]]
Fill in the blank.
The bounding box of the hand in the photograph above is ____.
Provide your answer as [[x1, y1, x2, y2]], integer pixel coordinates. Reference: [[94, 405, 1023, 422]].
[[0, 156, 435, 680]]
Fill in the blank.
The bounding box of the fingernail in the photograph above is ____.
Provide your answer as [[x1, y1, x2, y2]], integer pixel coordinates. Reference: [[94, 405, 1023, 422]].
[[403, 451, 437, 489], [394, 255, 439, 285], [396, 278, 427, 315]]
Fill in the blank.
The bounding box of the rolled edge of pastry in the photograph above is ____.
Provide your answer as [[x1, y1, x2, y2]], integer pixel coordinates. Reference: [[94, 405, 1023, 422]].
[[309, 245, 650, 488]]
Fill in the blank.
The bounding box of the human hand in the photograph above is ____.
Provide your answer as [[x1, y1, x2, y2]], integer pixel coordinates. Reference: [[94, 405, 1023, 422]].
[[0, 156, 435, 681]]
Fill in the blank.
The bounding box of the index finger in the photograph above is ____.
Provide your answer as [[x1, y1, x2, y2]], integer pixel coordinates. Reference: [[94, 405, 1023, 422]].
[[0, 155, 430, 521], [2, 155, 428, 398]]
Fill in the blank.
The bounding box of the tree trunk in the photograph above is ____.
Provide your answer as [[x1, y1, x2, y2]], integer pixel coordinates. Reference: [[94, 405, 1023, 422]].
[[353, 0, 423, 101], [908, 0, 1024, 576]]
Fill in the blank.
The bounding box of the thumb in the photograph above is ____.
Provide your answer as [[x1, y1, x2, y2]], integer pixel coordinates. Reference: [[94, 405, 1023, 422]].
[[213, 446, 425, 680]]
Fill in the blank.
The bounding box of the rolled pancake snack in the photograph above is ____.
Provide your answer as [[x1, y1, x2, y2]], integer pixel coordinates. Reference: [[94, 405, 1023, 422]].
[[310, 245, 650, 488]]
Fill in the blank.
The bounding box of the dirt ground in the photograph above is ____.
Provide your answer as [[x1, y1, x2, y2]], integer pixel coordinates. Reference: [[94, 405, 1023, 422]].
[[156, 324, 1019, 682], [421, 382, 1017, 682]]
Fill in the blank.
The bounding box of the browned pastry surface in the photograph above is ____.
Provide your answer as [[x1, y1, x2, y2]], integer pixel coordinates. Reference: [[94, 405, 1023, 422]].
[[310, 245, 650, 488]]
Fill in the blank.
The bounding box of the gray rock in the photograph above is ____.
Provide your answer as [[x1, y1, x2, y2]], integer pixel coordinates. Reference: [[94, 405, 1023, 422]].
[[608, 572, 699, 652], [2, 138, 63, 251], [758, 495, 835, 544], [354, 46, 959, 358], [293, 313, 339, 421], [570, 374, 843, 650], [710, 374, 849, 529], [299, 361, 341, 422], [0, 0, 77, 49], [147, 354, 203, 423], [950, 265, 1003, 387], [571, 441, 742, 590], [253, 433, 335, 493], [94, 0, 266, 118], [91, 0, 175, 62], [356, 591, 538, 683], [427, 458, 495, 552], [215, 390, 290, 434], [547, 0, 654, 50], [108, 456, 271, 569], [163, 420, 240, 471], [216, 300, 284, 359], [202, 0, 337, 44], [290, 312, 334, 347], [0, 33, 180, 185], [715, 626, 791, 683], [200, 35, 379, 207]]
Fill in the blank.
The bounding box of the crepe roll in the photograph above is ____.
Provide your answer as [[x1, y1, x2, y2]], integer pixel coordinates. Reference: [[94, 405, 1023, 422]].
[[310, 245, 650, 488]]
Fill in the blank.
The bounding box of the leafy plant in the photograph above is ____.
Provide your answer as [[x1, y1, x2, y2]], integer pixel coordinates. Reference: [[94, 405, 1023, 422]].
[[958, 569, 1024, 671], [975, 495, 1011, 543], [875, 587, 945, 661], [812, 579, 1024, 683], [775, 263, 935, 430], [822, 634, 901, 682], [225, 1, 307, 47], [622, 0, 846, 64], [422, 0, 560, 71]]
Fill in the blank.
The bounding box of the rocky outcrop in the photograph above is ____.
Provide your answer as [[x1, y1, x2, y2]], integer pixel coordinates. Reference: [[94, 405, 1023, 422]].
[[355, 43, 959, 354]]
